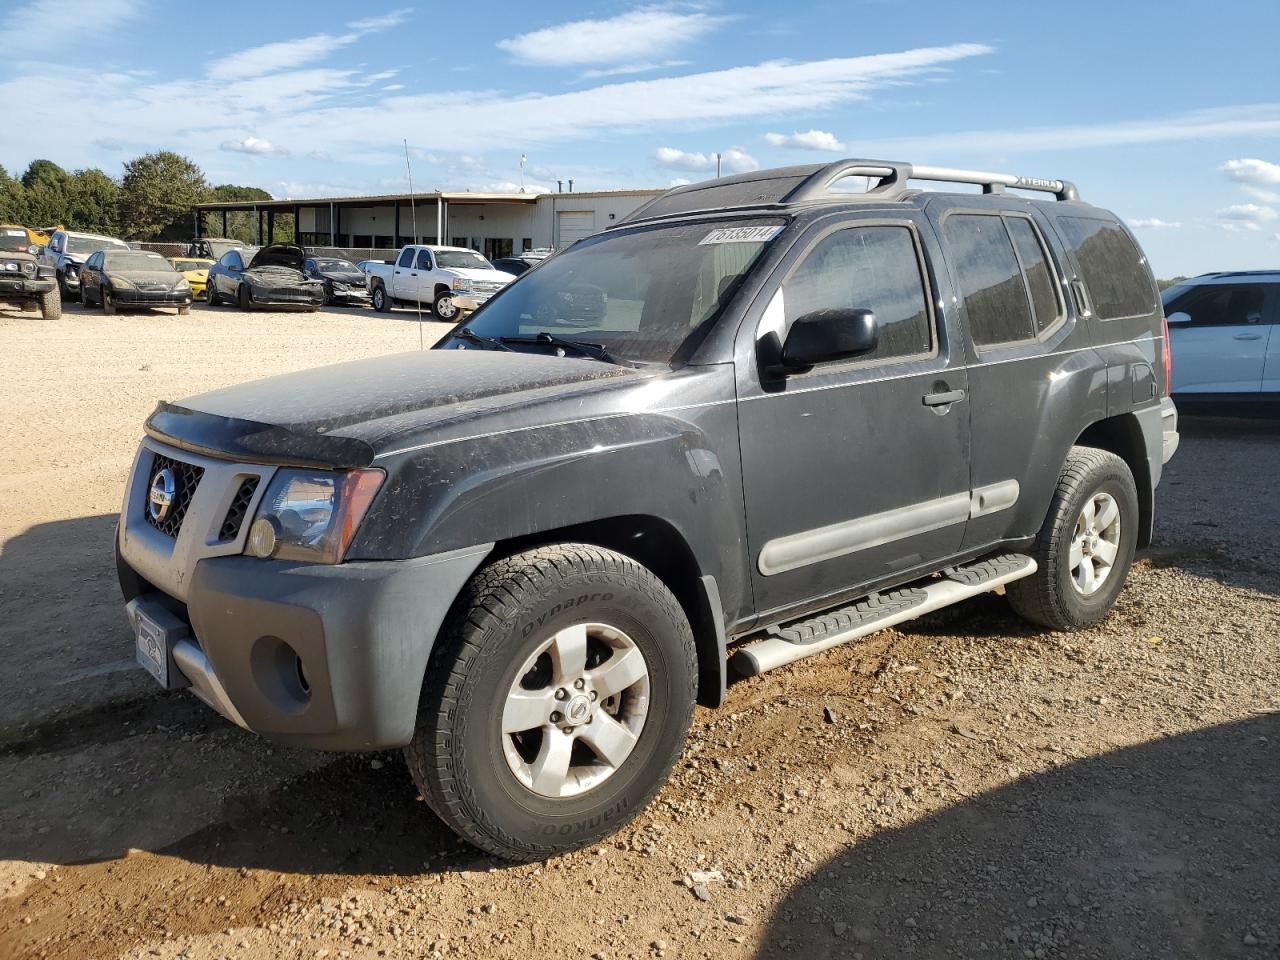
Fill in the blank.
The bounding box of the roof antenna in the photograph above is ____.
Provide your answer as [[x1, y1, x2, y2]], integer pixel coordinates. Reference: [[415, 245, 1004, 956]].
[[404, 139, 424, 350]]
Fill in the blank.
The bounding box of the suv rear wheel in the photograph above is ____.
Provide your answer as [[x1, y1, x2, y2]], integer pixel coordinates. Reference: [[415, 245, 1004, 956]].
[[1007, 445, 1138, 630], [404, 544, 696, 861]]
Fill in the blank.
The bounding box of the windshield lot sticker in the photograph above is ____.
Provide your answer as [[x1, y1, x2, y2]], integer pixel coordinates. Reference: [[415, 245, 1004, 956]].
[[699, 226, 783, 245]]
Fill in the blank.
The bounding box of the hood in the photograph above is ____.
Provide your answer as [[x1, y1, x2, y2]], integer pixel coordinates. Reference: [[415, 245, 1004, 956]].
[[145, 349, 639, 468], [248, 244, 306, 271], [444, 266, 512, 283], [110, 269, 183, 284], [317, 266, 364, 284]]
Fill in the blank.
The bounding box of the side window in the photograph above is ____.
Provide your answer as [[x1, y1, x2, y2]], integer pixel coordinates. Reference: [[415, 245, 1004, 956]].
[[416, 249, 433, 270], [397, 248, 415, 268], [1057, 217, 1154, 320], [1005, 217, 1062, 334], [942, 214, 1035, 346], [304, 259, 316, 272], [1164, 284, 1267, 327], [782, 225, 932, 363]]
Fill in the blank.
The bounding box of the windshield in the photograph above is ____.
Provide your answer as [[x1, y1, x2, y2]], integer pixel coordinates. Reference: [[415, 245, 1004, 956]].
[[171, 259, 209, 272], [104, 252, 174, 271], [66, 235, 127, 254], [435, 250, 494, 270], [447, 218, 784, 364], [316, 258, 359, 273], [0, 231, 29, 253]]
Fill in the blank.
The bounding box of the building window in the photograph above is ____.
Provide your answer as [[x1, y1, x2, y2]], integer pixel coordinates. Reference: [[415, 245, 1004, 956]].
[[522, 237, 533, 251]]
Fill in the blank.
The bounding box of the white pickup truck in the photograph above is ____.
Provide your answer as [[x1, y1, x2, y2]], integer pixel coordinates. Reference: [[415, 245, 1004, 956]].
[[365, 245, 516, 320]]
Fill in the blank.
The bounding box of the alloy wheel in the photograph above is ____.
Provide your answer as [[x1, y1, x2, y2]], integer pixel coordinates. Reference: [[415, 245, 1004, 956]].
[[1069, 491, 1121, 596]]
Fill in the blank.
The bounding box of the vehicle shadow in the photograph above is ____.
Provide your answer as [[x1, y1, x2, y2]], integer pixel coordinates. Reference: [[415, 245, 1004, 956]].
[[756, 713, 1280, 959]]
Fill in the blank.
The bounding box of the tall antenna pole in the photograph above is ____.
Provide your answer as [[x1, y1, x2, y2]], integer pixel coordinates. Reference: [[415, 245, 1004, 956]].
[[404, 139, 424, 350], [715, 152, 722, 178]]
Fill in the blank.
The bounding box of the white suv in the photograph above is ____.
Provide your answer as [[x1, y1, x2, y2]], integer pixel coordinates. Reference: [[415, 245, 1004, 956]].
[[41, 229, 130, 298], [1162, 271, 1279, 410]]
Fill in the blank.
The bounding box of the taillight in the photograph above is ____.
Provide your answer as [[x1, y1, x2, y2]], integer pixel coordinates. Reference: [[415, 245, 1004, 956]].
[[1161, 315, 1172, 397]]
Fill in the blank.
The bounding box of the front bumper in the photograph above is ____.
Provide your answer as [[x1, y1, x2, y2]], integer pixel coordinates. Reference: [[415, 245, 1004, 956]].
[[0, 275, 54, 296], [112, 289, 193, 307], [327, 287, 371, 305], [116, 438, 492, 750], [248, 284, 325, 308]]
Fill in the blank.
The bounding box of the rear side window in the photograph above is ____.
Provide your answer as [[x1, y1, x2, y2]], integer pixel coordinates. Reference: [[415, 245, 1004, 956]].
[[1163, 283, 1268, 326], [783, 225, 932, 362], [397, 248, 415, 268], [1005, 218, 1062, 334], [942, 214, 1035, 346], [1058, 217, 1154, 320]]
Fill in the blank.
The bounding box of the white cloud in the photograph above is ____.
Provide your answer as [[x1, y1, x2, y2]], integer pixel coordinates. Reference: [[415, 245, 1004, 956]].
[[2, 0, 143, 55], [498, 6, 728, 66], [220, 136, 287, 156], [765, 129, 848, 152], [0, 42, 992, 175], [1217, 203, 1277, 224], [1129, 218, 1182, 229], [857, 103, 1280, 156], [207, 12, 408, 80], [580, 60, 689, 80], [1221, 157, 1280, 186], [654, 146, 758, 173]]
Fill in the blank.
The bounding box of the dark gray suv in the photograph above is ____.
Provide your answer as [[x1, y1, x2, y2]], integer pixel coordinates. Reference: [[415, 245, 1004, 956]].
[[117, 160, 1179, 861]]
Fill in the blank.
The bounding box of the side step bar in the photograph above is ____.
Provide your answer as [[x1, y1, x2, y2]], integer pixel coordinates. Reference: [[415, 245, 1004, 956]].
[[730, 554, 1037, 677]]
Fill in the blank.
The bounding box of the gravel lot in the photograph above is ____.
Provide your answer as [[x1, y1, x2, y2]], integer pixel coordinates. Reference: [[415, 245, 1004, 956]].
[[0, 300, 1276, 960]]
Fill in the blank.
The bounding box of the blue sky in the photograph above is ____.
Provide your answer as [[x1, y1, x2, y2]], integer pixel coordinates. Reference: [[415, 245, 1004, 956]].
[[2, 0, 1279, 276]]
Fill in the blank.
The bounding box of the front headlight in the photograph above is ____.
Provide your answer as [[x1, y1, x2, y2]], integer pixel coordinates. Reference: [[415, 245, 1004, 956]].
[[173, 277, 190, 291], [245, 468, 384, 564], [65, 263, 79, 277], [111, 275, 135, 289]]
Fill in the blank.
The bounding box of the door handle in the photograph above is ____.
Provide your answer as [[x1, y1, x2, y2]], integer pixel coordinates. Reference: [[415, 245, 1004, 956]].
[[1233, 333, 1263, 340], [923, 388, 966, 406], [410, 272, 418, 277], [394, 270, 401, 274]]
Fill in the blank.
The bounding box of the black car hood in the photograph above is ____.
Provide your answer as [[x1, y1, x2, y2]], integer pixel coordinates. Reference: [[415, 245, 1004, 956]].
[[318, 268, 364, 283], [145, 350, 638, 468]]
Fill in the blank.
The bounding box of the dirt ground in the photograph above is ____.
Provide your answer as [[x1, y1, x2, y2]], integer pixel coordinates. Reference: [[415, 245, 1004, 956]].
[[0, 299, 1277, 960]]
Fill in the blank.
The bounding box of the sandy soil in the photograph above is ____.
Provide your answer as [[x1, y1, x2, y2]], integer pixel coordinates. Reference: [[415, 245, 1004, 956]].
[[0, 299, 1277, 960]]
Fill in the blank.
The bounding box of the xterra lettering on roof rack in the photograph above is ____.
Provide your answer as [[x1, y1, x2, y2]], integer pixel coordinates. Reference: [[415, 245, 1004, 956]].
[[615, 158, 1081, 229]]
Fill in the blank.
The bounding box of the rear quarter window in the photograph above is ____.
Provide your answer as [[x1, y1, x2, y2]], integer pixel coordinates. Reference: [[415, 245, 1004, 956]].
[[1058, 217, 1155, 320]]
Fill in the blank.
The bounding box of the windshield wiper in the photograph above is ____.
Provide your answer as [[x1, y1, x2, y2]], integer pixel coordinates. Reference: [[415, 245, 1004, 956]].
[[453, 327, 514, 351], [503, 331, 626, 366]]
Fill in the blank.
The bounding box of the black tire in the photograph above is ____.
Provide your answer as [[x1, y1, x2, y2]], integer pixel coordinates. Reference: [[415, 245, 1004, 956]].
[[177, 304, 190, 316], [1007, 445, 1139, 630], [207, 282, 220, 307], [39, 286, 62, 320], [405, 544, 697, 861], [101, 287, 115, 315], [237, 284, 251, 310], [372, 283, 390, 313], [78, 282, 86, 306], [432, 290, 458, 321], [58, 272, 68, 299]]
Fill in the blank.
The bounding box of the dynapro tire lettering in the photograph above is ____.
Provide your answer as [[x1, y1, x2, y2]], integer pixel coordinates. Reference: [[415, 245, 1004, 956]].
[[535, 797, 628, 836], [521, 593, 614, 636]]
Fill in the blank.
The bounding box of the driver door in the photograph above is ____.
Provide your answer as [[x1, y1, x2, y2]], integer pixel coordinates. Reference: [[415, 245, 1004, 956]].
[[736, 216, 971, 621]]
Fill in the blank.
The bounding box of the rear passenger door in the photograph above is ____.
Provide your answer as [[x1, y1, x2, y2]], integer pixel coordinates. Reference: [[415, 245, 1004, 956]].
[[736, 215, 970, 620], [933, 206, 1084, 551], [1163, 281, 1275, 394]]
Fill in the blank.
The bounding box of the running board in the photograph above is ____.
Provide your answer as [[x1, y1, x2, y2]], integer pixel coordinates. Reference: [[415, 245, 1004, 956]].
[[730, 554, 1037, 677]]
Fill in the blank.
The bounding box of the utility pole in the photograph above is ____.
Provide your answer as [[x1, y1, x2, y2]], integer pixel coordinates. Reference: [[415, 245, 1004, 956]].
[[716, 152, 722, 178]]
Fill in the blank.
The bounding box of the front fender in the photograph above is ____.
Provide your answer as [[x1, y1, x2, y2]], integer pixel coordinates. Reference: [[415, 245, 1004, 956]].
[[349, 380, 749, 625]]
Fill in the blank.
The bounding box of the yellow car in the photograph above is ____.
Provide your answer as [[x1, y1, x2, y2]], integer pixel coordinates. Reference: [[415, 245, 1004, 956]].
[[168, 257, 215, 301]]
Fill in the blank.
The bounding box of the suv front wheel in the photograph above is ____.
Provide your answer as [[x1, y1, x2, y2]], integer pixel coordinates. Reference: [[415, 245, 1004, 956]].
[[1007, 445, 1139, 630], [405, 544, 697, 861]]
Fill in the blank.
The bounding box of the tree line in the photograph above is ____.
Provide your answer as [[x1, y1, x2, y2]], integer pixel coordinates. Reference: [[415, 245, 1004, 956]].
[[0, 151, 289, 244]]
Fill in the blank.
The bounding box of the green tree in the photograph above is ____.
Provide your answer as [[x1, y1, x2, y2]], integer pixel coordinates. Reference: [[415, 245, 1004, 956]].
[[119, 151, 208, 240], [21, 159, 67, 192], [65, 169, 121, 236], [16, 159, 70, 229]]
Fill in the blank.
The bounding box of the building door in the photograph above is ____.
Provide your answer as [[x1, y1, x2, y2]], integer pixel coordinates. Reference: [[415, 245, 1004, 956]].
[[557, 211, 595, 248], [484, 238, 513, 260]]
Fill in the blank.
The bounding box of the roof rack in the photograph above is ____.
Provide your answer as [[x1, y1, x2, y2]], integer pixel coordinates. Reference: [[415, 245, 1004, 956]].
[[615, 158, 1079, 228]]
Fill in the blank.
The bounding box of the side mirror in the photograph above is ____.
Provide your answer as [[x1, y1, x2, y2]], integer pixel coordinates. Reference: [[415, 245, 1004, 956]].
[[781, 308, 878, 369], [1164, 311, 1191, 325]]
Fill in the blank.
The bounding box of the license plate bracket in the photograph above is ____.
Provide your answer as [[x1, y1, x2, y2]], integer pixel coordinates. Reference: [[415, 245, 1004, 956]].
[[127, 597, 192, 691]]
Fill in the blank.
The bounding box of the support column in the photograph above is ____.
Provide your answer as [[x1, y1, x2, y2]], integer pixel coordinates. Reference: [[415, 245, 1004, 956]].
[[221, 210, 228, 237], [329, 202, 335, 247], [267, 209, 275, 245], [436, 197, 442, 246], [394, 200, 401, 246], [254, 206, 261, 245]]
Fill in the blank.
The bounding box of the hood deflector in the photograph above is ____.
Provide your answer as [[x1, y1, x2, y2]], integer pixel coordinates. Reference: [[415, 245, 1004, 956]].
[[145, 402, 375, 469]]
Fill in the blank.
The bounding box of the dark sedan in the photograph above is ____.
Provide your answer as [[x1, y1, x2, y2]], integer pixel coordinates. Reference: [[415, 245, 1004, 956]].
[[206, 244, 325, 311], [79, 250, 192, 314], [304, 255, 371, 306]]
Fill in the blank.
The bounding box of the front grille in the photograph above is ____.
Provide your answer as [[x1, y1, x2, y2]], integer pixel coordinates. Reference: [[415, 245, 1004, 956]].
[[219, 477, 260, 542], [144, 454, 204, 537], [471, 280, 504, 293]]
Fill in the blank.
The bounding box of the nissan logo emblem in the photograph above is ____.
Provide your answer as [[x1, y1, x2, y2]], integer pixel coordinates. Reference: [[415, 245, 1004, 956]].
[[148, 467, 176, 522]]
